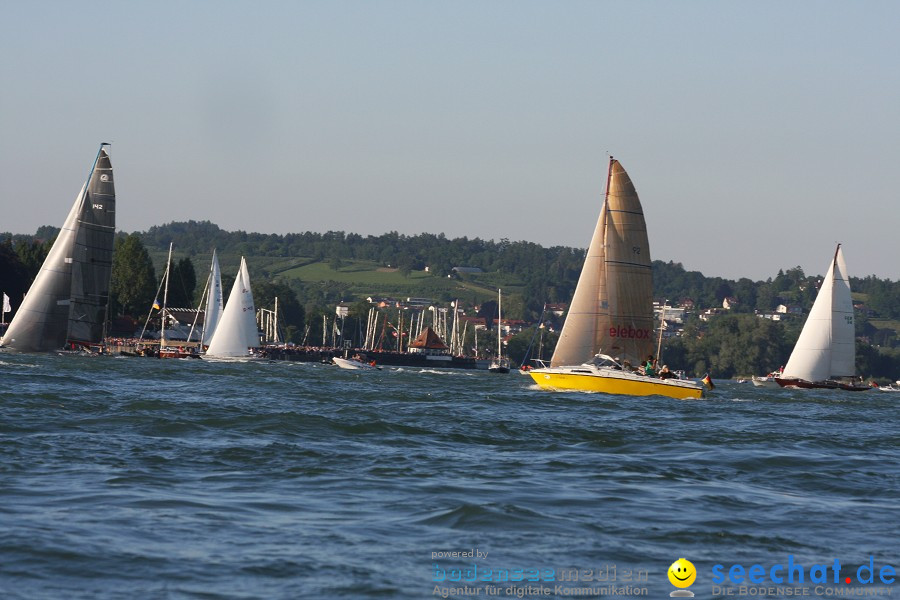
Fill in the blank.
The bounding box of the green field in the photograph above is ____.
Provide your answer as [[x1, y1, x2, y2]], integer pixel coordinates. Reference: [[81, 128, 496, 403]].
[[147, 251, 523, 305]]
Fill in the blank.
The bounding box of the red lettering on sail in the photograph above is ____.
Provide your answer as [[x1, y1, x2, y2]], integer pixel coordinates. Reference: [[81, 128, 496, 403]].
[[609, 325, 651, 339]]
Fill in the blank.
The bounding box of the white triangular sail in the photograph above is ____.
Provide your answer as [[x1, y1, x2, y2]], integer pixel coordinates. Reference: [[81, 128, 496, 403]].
[[782, 244, 855, 382], [1, 146, 115, 351], [201, 250, 224, 345], [205, 257, 258, 357], [551, 159, 654, 367]]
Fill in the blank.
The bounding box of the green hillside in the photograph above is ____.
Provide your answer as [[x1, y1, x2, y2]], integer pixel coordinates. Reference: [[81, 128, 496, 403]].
[[148, 251, 522, 306]]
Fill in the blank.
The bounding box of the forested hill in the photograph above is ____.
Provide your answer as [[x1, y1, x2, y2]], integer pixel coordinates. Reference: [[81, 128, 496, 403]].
[[4, 220, 900, 321]]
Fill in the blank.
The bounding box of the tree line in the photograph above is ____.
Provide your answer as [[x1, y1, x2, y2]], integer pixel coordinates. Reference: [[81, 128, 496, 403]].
[[2, 221, 899, 379]]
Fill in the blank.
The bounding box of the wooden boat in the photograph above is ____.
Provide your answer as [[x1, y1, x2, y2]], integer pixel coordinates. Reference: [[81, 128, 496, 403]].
[[775, 244, 870, 391]]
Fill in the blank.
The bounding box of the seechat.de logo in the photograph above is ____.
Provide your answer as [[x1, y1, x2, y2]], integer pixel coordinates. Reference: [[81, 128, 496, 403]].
[[668, 558, 696, 597]]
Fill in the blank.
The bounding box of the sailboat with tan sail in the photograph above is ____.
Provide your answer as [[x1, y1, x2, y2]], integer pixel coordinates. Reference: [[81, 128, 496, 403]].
[[528, 157, 706, 399]]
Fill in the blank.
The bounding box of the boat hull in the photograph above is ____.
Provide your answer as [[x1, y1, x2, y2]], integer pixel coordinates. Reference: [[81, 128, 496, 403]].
[[333, 357, 378, 370], [774, 377, 871, 392], [751, 376, 779, 388], [529, 367, 704, 399]]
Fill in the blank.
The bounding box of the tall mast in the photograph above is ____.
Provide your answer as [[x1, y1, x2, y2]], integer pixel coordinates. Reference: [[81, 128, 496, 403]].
[[497, 289, 502, 359], [160, 243, 173, 347], [655, 300, 666, 365], [274, 297, 279, 344], [189, 262, 212, 343]]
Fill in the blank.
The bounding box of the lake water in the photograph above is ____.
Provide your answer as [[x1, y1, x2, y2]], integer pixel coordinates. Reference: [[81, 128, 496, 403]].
[[1, 352, 898, 599]]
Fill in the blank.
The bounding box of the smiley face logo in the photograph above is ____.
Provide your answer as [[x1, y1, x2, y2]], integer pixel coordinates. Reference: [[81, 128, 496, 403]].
[[668, 558, 696, 588]]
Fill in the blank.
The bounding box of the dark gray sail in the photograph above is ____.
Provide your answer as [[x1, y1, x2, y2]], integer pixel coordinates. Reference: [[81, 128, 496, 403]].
[[0, 146, 116, 351]]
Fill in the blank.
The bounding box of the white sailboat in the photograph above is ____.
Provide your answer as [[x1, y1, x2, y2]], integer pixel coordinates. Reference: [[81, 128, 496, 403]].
[[1, 144, 115, 352], [488, 288, 510, 373], [528, 157, 706, 399], [201, 249, 224, 346], [775, 244, 870, 391], [205, 257, 259, 359]]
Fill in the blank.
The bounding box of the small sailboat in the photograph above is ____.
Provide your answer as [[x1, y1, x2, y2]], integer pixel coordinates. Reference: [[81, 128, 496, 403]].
[[488, 288, 510, 373], [775, 244, 870, 391], [528, 157, 705, 399], [1, 144, 116, 352], [205, 257, 259, 359], [138, 243, 202, 358]]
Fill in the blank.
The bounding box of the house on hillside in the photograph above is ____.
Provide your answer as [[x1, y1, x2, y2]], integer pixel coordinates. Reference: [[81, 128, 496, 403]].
[[756, 310, 785, 321], [367, 297, 398, 308], [776, 304, 803, 316], [403, 297, 433, 309], [546, 303, 567, 317]]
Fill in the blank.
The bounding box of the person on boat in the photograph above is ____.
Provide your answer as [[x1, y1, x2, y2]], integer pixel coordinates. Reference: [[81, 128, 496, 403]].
[[644, 355, 656, 377], [658, 365, 676, 380]]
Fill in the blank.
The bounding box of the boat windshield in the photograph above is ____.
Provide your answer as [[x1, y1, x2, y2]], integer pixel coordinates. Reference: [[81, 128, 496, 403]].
[[589, 354, 624, 369]]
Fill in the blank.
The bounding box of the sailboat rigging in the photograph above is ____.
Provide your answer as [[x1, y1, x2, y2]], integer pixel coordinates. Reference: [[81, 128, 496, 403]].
[[489, 288, 510, 373]]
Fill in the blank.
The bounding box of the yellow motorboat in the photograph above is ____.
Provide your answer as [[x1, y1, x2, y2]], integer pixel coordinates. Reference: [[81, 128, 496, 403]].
[[529, 354, 704, 399]]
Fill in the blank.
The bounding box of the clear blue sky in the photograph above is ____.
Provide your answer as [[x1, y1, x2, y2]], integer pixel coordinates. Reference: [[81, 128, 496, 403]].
[[1, 1, 898, 281]]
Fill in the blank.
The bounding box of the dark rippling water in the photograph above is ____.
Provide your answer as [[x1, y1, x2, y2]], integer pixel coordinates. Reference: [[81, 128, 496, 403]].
[[1, 352, 898, 599]]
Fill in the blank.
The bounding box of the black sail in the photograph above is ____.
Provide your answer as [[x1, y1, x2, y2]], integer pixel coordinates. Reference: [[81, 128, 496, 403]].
[[68, 150, 116, 345], [1, 146, 116, 351]]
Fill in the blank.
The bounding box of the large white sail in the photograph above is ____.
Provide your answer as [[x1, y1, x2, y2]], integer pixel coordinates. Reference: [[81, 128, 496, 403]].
[[205, 257, 258, 357], [551, 159, 653, 367], [1, 146, 115, 351], [783, 244, 855, 381], [829, 246, 855, 377], [201, 250, 224, 345]]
